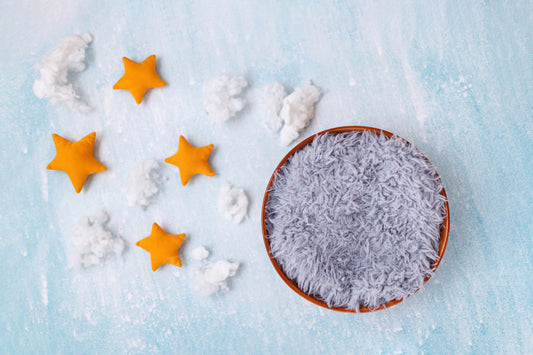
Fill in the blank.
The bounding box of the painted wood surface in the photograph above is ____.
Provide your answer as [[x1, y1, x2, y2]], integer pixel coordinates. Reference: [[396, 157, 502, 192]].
[[0, 0, 531, 353]]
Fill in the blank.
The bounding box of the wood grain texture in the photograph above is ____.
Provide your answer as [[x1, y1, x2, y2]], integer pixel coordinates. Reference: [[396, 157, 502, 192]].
[[0, 0, 531, 353]]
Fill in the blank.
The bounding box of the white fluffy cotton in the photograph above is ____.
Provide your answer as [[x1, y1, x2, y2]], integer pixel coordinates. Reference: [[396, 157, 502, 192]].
[[121, 160, 162, 209], [190, 246, 210, 261], [69, 212, 125, 268], [279, 82, 322, 145], [191, 260, 240, 297], [189, 246, 240, 297], [203, 75, 248, 122], [262, 83, 286, 132], [218, 183, 249, 224], [33, 33, 92, 112]]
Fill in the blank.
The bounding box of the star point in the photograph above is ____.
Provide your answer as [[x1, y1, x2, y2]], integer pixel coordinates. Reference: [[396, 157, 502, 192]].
[[113, 54, 166, 104], [136, 223, 186, 271], [46, 132, 106, 193], [165, 135, 215, 186]]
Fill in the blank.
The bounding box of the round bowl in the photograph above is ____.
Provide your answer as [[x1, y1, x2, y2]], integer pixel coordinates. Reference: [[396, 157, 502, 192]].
[[261, 126, 450, 313]]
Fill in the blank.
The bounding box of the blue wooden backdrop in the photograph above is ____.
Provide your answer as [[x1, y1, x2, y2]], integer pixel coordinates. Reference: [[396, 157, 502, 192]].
[[0, 0, 531, 353]]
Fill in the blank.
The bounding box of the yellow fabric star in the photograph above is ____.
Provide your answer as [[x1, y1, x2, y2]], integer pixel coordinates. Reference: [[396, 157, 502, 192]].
[[113, 55, 166, 104], [136, 223, 186, 271], [165, 135, 215, 186], [46, 132, 106, 193]]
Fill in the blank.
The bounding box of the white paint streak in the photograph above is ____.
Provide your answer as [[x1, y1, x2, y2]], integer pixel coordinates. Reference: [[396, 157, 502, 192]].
[[399, 51, 430, 128], [41, 170, 48, 201], [40, 273, 48, 306]]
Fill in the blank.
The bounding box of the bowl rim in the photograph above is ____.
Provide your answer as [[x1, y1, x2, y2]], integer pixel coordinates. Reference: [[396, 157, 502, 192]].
[[261, 125, 450, 313]]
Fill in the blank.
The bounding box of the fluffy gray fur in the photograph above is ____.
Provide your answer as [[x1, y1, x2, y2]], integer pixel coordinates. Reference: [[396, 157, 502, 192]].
[[265, 131, 447, 310]]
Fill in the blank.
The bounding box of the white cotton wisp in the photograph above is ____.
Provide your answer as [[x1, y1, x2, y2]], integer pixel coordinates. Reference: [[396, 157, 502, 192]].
[[33, 33, 92, 112], [121, 160, 162, 209], [191, 260, 240, 297], [218, 183, 249, 224], [69, 212, 125, 268], [190, 246, 210, 261], [279, 82, 322, 145], [203, 75, 248, 122]]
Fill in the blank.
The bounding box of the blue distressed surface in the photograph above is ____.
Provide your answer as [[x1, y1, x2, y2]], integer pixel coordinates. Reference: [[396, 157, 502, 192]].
[[0, 0, 531, 353]]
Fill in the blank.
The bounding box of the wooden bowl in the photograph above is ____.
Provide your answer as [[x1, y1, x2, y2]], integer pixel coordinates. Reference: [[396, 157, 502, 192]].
[[261, 126, 450, 313]]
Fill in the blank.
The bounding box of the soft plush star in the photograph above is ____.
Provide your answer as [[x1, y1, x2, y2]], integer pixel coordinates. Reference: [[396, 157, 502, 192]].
[[165, 135, 215, 186], [136, 223, 186, 271], [46, 132, 106, 193], [113, 55, 166, 104]]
